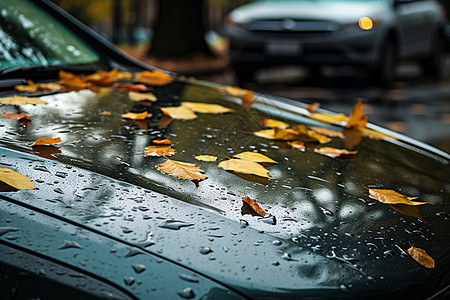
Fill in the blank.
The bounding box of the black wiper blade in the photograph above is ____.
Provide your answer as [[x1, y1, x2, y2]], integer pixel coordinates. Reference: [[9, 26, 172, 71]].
[[0, 64, 99, 78]]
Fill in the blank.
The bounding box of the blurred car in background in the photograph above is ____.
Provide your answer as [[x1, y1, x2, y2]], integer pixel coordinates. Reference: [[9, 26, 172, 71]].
[[224, 0, 447, 85]]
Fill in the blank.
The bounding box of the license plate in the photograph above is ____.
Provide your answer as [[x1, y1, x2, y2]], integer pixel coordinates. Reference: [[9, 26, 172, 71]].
[[265, 41, 302, 56]]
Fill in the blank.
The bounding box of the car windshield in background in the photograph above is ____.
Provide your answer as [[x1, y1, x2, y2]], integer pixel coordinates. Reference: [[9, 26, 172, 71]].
[[0, 0, 99, 69]]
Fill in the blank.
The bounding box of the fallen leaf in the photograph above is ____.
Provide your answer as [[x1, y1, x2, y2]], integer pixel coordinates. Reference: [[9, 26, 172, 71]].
[[241, 91, 255, 108], [144, 145, 175, 156], [128, 91, 157, 103], [31, 137, 62, 147], [195, 155, 218, 162], [1, 112, 31, 127], [288, 140, 306, 150], [232, 152, 276, 163], [305, 102, 320, 113], [100, 111, 112, 116], [0, 96, 46, 105], [252, 128, 299, 140], [310, 112, 348, 124], [218, 86, 255, 108], [121, 111, 151, 120], [241, 192, 266, 217], [292, 125, 331, 144], [84, 69, 117, 86], [110, 68, 133, 79], [309, 126, 344, 138], [0, 168, 36, 190], [407, 243, 435, 268], [366, 188, 433, 206], [153, 139, 172, 145], [261, 119, 289, 129], [58, 70, 91, 88], [314, 147, 357, 158], [345, 99, 368, 128], [116, 83, 148, 92], [135, 70, 173, 86], [181, 102, 233, 114], [218, 159, 273, 178], [157, 159, 206, 181], [160, 106, 197, 120], [15, 80, 61, 93]]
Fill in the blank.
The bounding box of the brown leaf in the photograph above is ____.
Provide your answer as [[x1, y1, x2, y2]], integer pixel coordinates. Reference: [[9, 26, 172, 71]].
[[58, 70, 91, 88], [31, 145, 62, 159], [309, 126, 344, 138], [305, 102, 320, 113], [0, 168, 36, 190], [117, 83, 148, 92], [366, 188, 433, 206], [121, 111, 151, 120], [407, 243, 435, 268], [135, 70, 173, 86], [144, 145, 175, 156], [345, 99, 368, 128], [157, 158, 206, 181], [31, 137, 62, 147], [241, 192, 266, 217], [314, 147, 357, 158], [241, 91, 255, 109], [0, 96, 47, 105], [1, 112, 31, 127], [153, 139, 172, 145], [288, 140, 306, 150], [152, 115, 173, 129]]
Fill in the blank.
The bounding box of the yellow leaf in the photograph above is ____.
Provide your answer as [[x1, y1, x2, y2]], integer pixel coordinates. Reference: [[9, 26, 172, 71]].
[[218, 86, 255, 108], [181, 102, 233, 114], [0, 168, 36, 190], [128, 91, 157, 103], [292, 125, 332, 144], [0, 96, 46, 105], [31, 137, 62, 147], [218, 159, 273, 178], [157, 159, 206, 181], [195, 155, 218, 162], [135, 70, 173, 86], [309, 126, 344, 138], [261, 119, 289, 129], [144, 145, 175, 156], [314, 147, 357, 158], [160, 106, 197, 120], [232, 152, 276, 163], [310, 112, 348, 124], [15, 80, 61, 93], [366, 188, 433, 206], [121, 111, 151, 120], [345, 99, 368, 128], [252, 128, 299, 140], [288, 140, 306, 150], [407, 243, 435, 268]]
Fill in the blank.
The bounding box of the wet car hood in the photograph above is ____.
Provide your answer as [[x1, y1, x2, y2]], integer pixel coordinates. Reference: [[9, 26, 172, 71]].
[[1, 78, 449, 298]]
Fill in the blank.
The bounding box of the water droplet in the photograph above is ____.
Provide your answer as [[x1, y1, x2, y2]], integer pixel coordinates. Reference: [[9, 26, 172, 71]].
[[124, 247, 144, 258], [58, 240, 83, 250], [272, 240, 282, 246], [132, 264, 146, 274], [259, 215, 276, 225], [121, 227, 133, 234], [319, 206, 334, 217], [282, 253, 296, 261], [239, 219, 248, 228], [177, 287, 195, 299], [34, 165, 50, 173], [340, 284, 351, 292], [160, 220, 194, 230], [55, 172, 68, 178], [53, 188, 64, 194], [0, 227, 19, 236], [179, 274, 199, 283], [124, 276, 135, 286], [271, 261, 280, 266], [199, 246, 213, 255]]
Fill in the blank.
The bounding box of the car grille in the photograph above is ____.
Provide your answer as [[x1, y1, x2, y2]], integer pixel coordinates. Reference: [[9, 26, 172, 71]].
[[245, 19, 338, 37]]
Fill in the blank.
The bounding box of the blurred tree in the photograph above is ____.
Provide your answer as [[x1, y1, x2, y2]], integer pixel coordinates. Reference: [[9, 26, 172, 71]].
[[147, 0, 212, 58], [437, 0, 449, 21]]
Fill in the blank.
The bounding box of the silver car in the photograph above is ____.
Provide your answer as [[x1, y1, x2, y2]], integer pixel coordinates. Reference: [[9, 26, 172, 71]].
[[224, 0, 446, 85]]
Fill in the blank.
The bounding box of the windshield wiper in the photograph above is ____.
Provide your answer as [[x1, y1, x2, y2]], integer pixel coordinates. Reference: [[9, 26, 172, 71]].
[[0, 64, 100, 79]]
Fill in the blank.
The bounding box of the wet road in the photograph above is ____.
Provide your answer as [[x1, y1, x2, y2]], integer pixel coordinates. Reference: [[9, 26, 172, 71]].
[[200, 55, 450, 154]]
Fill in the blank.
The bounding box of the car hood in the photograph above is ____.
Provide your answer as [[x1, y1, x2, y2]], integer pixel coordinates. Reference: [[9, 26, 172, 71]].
[[1, 78, 449, 298], [230, 0, 390, 24]]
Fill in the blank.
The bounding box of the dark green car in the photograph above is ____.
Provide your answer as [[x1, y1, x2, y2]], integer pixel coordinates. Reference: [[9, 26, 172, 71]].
[[0, 0, 449, 299]]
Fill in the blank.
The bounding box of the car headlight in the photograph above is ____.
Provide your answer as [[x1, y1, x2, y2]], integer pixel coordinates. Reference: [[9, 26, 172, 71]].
[[358, 17, 375, 30]]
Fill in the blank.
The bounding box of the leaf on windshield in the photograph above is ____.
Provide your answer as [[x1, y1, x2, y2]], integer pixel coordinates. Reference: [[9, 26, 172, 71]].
[[181, 102, 233, 114], [218, 86, 255, 108], [310, 112, 348, 124], [241, 192, 266, 217], [128, 91, 157, 103], [58, 70, 91, 88], [135, 70, 173, 86], [117, 83, 148, 92], [309, 126, 344, 138], [144, 145, 175, 156], [232, 152, 276, 163], [314, 147, 357, 158], [261, 119, 289, 129], [366, 188, 433, 206], [0, 168, 36, 190], [0, 96, 46, 105], [121, 111, 151, 120], [305, 102, 320, 113], [157, 159, 206, 181], [153, 139, 172, 145], [345, 99, 368, 128], [218, 159, 273, 178], [160, 106, 197, 120], [1, 112, 31, 127], [15, 80, 61, 93], [31, 137, 62, 147], [407, 243, 435, 268], [195, 155, 218, 162]]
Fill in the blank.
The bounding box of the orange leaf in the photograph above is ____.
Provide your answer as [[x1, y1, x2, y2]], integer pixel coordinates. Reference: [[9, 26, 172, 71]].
[[121, 111, 151, 120], [305, 102, 320, 113], [31, 137, 62, 147], [135, 70, 173, 86], [153, 139, 172, 145], [314, 147, 357, 158], [152, 115, 173, 129], [117, 83, 148, 92], [15, 80, 61, 93], [288, 140, 305, 150], [366, 188, 432, 206], [31, 145, 62, 160], [407, 243, 435, 268], [144, 145, 175, 156], [1, 112, 31, 127], [218, 86, 255, 108], [84, 70, 116, 86], [241, 192, 266, 217], [309, 126, 344, 138], [157, 159, 206, 181], [345, 99, 368, 128], [260, 119, 289, 129], [241, 91, 255, 109], [58, 70, 91, 88], [160, 106, 197, 120]]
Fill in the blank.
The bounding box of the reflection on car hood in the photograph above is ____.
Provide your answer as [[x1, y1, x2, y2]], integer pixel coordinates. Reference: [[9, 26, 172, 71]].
[[1, 79, 449, 298]]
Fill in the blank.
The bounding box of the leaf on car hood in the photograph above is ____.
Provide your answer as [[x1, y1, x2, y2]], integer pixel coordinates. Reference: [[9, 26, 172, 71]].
[[241, 192, 266, 217], [135, 70, 173, 86], [58, 70, 91, 89], [218, 159, 273, 179], [157, 159, 206, 181], [116, 83, 148, 92], [314, 147, 357, 158], [366, 188, 433, 206], [1, 112, 31, 127], [232, 152, 277, 163], [261, 119, 289, 129], [0, 168, 36, 190], [121, 111, 151, 120], [345, 99, 368, 128], [195, 155, 218, 162], [128, 91, 157, 103], [31, 137, 62, 147], [144, 145, 175, 156], [160, 106, 197, 120], [0, 96, 46, 105], [288, 140, 306, 150], [153, 139, 172, 145], [15, 80, 61, 93], [181, 102, 233, 114], [407, 243, 435, 268], [309, 126, 344, 138], [252, 128, 299, 140], [309, 112, 348, 124]]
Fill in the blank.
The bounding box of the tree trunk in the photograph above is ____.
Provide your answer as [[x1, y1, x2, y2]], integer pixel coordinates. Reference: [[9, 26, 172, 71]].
[[148, 0, 212, 58]]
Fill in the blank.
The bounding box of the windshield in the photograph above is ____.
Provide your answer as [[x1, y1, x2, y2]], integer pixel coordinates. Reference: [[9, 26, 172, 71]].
[[0, 0, 99, 69]]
